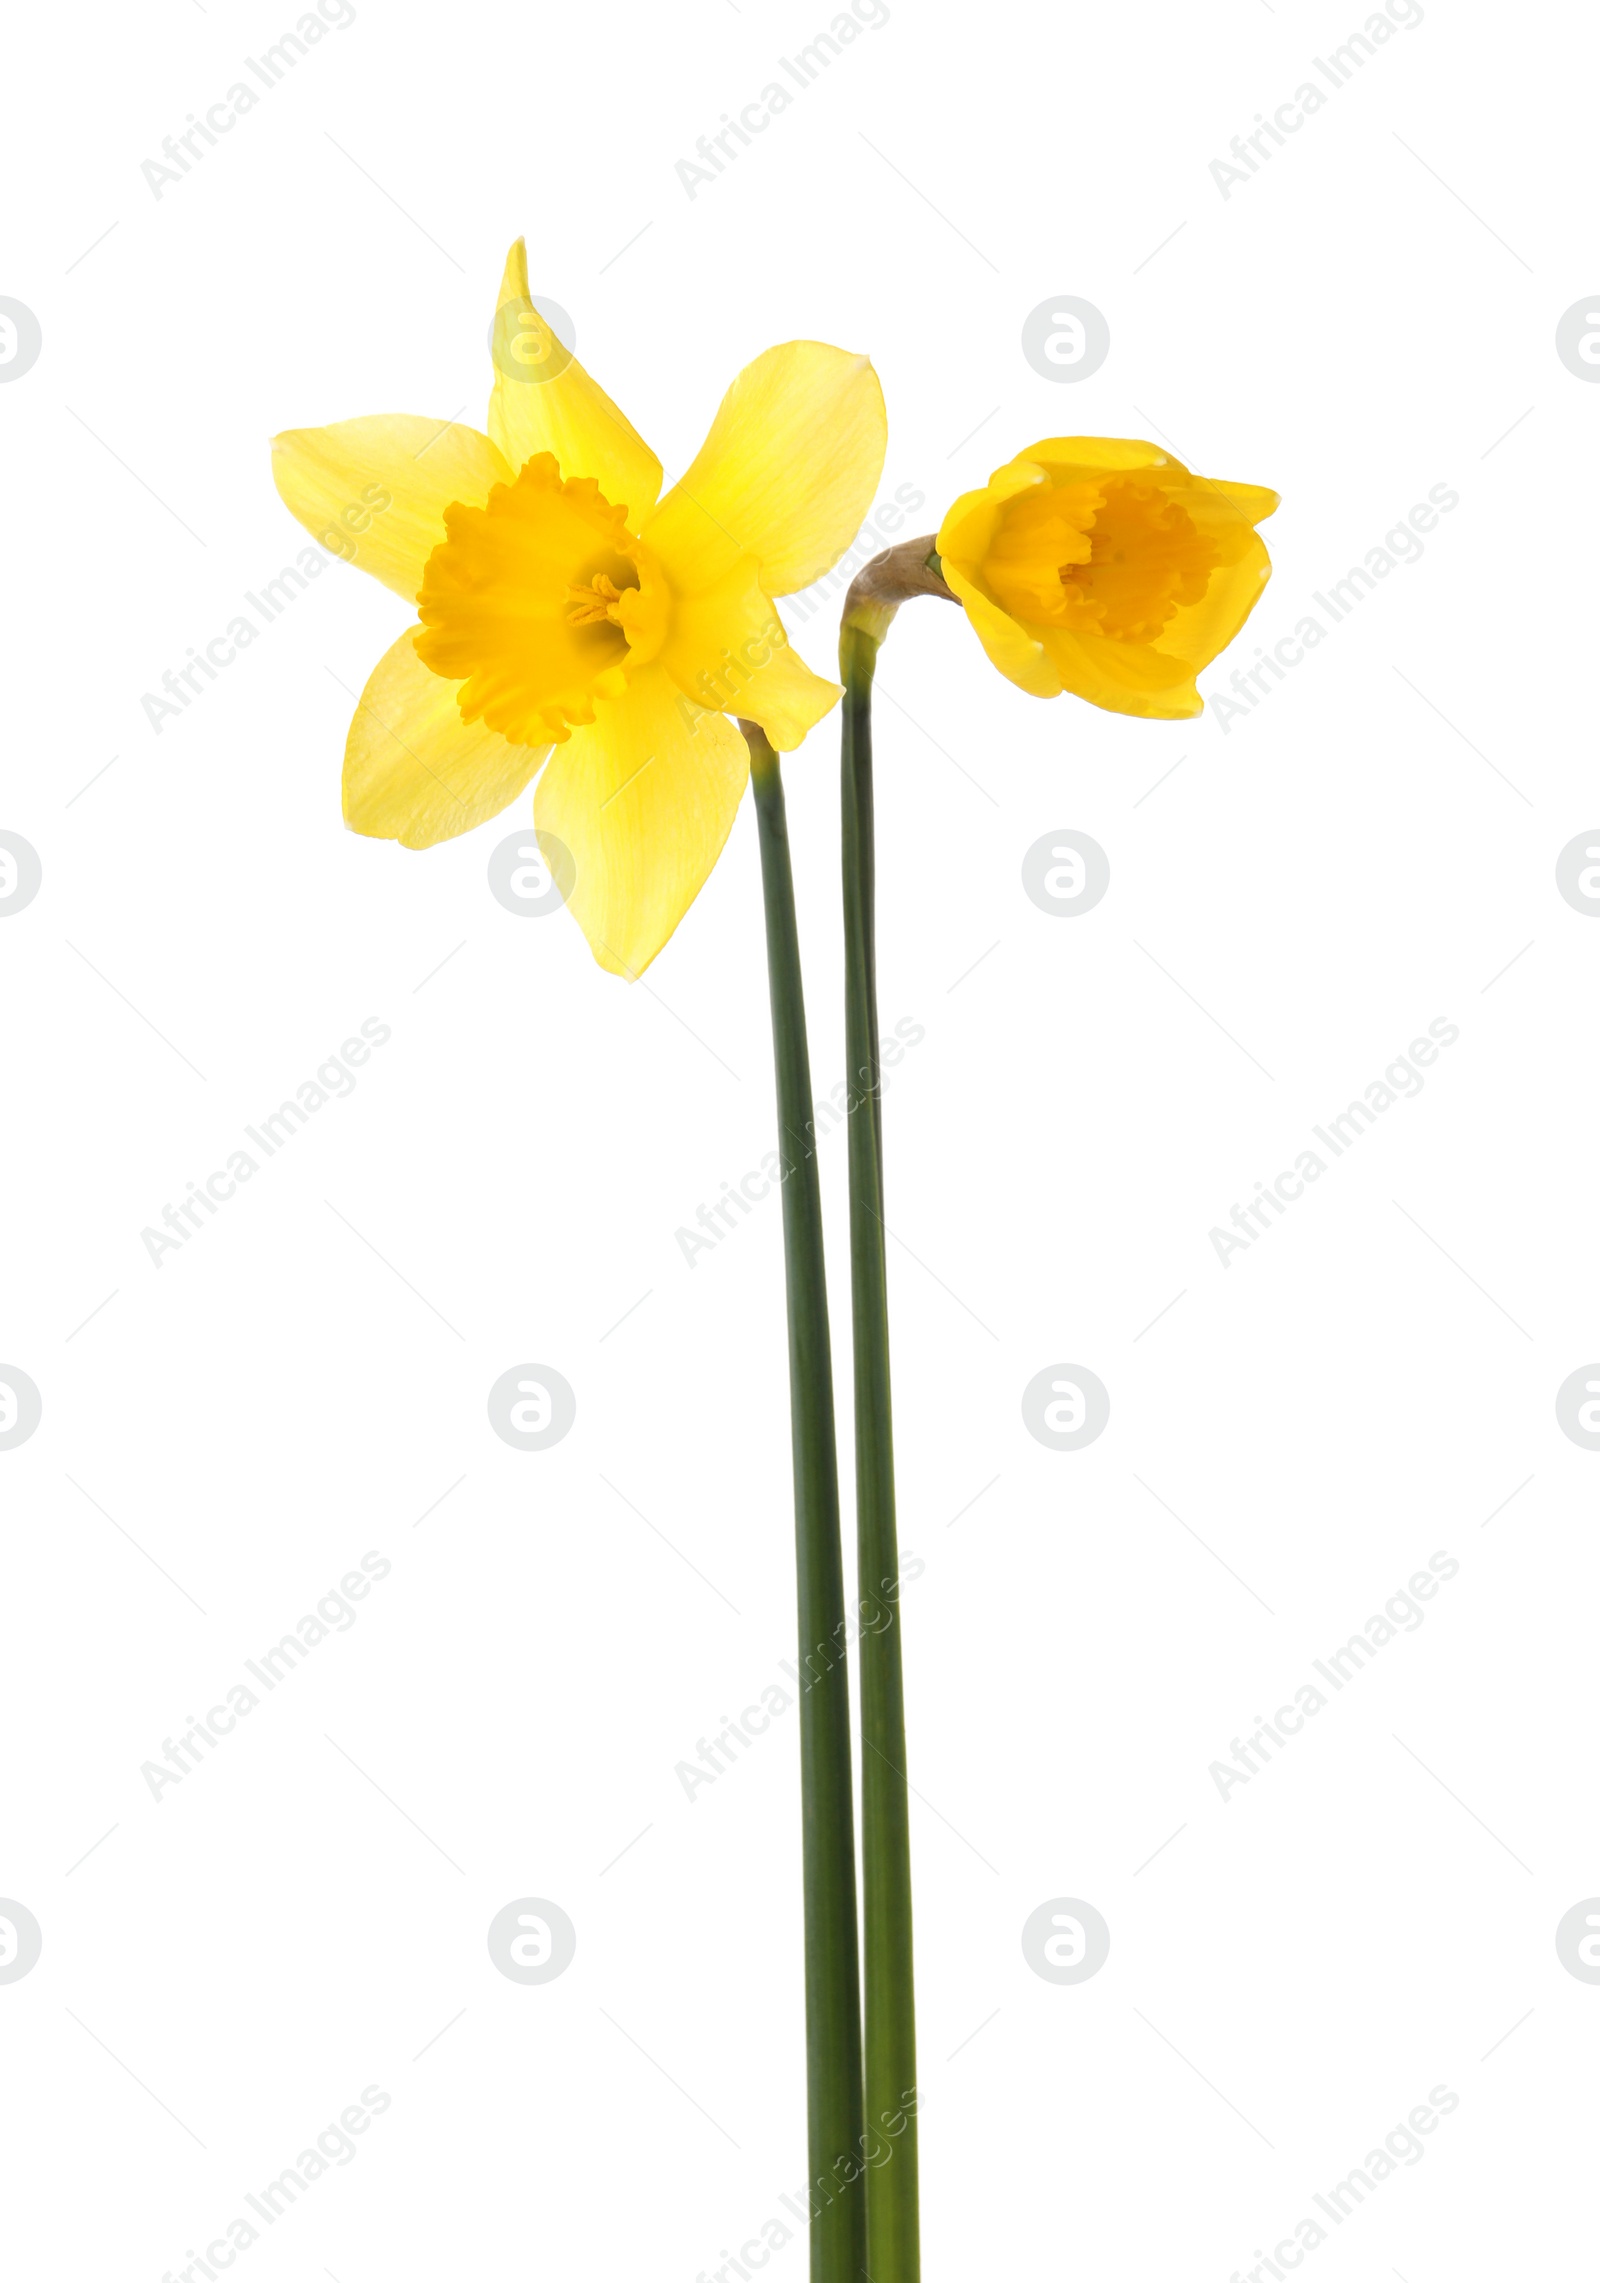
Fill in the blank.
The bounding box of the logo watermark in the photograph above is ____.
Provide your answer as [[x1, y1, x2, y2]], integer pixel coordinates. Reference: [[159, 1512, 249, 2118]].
[[0, 299, 42, 382], [1021, 830, 1109, 917], [486, 1366, 576, 1451], [1021, 1898, 1111, 1982], [1021, 1365, 1110, 1451], [0, 1901, 42, 1983], [0, 1366, 42, 1452], [487, 1898, 577, 1983], [1020, 297, 1110, 383], [0, 831, 42, 915]]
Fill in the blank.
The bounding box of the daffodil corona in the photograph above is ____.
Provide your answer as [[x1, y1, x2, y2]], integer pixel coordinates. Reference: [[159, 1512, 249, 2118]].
[[934, 436, 1278, 718], [272, 239, 885, 976]]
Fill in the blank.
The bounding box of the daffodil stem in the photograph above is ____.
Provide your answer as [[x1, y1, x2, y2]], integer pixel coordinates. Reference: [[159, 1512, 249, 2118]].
[[746, 724, 868, 2283], [839, 624, 920, 2283]]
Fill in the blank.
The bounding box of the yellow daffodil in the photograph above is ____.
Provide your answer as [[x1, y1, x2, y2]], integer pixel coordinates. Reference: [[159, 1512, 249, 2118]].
[[271, 240, 886, 975], [935, 437, 1278, 720]]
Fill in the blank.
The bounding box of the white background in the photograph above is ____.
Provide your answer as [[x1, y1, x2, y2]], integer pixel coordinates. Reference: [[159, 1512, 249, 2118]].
[[2, 0, 1596, 2276]]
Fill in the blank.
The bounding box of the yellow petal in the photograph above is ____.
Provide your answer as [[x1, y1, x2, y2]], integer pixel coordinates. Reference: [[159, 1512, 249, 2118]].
[[272, 418, 511, 602], [488, 239, 662, 519], [735, 644, 842, 751], [936, 485, 1006, 579], [343, 630, 549, 849], [1206, 478, 1280, 526], [941, 562, 1063, 700], [1143, 524, 1274, 675], [1023, 437, 1175, 479], [657, 557, 840, 750], [937, 462, 1045, 576], [1035, 624, 1204, 719], [534, 664, 749, 976], [644, 343, 887, 598], [1010, 443, 1278, 542]]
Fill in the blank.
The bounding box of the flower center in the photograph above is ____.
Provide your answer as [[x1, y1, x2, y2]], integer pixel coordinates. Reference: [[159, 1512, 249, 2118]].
[[564, 572, 628, 628], [985, 476, 1222, 644], [415, 453, 666, 744]]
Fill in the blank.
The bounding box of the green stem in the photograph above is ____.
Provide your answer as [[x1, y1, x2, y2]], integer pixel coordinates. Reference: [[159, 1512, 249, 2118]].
[[839, 628, 919, 2283], [748, 725, 867, 2283]]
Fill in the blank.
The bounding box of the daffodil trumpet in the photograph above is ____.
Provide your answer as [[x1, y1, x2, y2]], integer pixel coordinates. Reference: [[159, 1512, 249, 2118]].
[[837, 438, 1279, 2283]]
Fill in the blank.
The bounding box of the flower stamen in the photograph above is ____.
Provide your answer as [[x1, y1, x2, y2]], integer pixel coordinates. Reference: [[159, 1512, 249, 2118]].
[[565, 572, 627, 628]]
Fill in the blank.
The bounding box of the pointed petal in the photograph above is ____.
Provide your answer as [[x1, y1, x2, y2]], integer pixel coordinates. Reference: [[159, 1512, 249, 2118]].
[[343, 630, 549, 849], [657, 557, 841, 750], [644, 343, 886, 598], [1207, 478, 1280, 526], [488, 239, 662, 517], [735, 644, 842, 751], [534, 664, 749, 976], [272, 417, 511, 602]]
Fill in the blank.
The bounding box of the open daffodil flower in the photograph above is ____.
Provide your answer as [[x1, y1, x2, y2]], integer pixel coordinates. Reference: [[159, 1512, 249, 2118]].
[[274, 241, 892, 2283], [272, 239, 886, 975], [935, 436, 1278, 720]]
